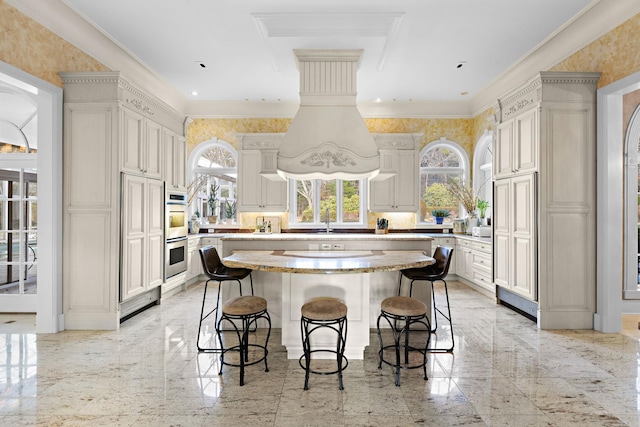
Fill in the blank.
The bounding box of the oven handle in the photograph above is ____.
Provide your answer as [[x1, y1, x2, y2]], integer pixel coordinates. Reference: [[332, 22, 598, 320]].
[[167, 236, 188, 244]]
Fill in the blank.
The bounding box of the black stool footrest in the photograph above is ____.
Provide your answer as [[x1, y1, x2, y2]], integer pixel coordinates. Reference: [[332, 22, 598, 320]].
[[298, 350, 349, 376]]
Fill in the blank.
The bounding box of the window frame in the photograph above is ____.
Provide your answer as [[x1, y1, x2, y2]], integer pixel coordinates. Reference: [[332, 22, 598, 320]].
[[472, 130, 494, 220], [288, 178, 368, 229], [417, 138, 470, 227]]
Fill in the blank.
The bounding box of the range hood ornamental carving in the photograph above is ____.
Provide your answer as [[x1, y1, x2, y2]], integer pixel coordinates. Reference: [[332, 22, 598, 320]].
[[277, 49, 381, 180]]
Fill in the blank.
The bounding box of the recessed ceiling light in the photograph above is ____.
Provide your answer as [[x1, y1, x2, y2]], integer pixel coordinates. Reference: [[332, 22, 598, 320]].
[[196, 61, 206, 68], [460, 91, 469, 96], [374, 98, 382, 103], [191, 91, 198, 96], [456, 61, 467, 69]]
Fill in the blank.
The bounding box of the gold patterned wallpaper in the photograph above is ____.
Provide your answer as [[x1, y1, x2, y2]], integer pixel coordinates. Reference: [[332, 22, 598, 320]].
[[0, 0, 108, 88]]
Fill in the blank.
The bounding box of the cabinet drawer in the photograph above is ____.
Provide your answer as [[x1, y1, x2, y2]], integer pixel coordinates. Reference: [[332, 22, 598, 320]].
[[200, 237, 219, 246], [433, 237, 456, 247], [472, 251, 491, 275], [472, 241, 492, 254], [188, 238, 200, 249], [472, 269, 493, 291], [456, 238, 472, 249]]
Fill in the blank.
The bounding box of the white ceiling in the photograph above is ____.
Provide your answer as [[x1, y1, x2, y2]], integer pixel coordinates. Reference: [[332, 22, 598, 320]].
[[5, 0, 640, 118], [59, 0, 595, 105]]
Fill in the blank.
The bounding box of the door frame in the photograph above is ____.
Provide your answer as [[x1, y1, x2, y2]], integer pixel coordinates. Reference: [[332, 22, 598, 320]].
[[597, 70, 640, 332], [0, 60, 63, 333]]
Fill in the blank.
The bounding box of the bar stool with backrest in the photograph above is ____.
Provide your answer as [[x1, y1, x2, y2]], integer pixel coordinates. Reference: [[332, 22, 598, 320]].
[[197, 246, 254, 352], [299, 297, 348, 390], [398, 245, 454, 352]]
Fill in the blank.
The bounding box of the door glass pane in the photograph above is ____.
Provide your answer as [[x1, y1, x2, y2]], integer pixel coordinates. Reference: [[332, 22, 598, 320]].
[[342, 180, 360, 223], [0, 168, 37, 296]]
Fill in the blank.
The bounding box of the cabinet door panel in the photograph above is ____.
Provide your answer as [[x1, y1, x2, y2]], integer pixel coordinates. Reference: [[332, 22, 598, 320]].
[[512, 235, 535, 299], [262, 177, 287, 210], [145, 121, 163, 179], [122, 109, 143, 174], [237, 151, 262, 211], [147, 234, 164, 289], [515, 109, 537, 173], [394, 151, 418, 211], [493, 234, 510, 288], [495, 120, 514, 178], [122, 237, 145, 300], [369, 177, 394, 212]]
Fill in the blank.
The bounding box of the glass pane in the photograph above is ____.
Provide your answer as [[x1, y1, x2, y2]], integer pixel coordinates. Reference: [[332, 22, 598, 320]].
[[23, 263, 36, 294], [200, 147, 236, 168], [420, 172, 460, 222], [342, 180, 360, 223], [295, 180, 314, 223], [420, 147, 460, 168], [319, 180, 336, 222]]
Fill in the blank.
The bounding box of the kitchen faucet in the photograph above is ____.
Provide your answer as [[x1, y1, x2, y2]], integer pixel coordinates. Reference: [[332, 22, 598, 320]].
[[325, 208, 332, 234]]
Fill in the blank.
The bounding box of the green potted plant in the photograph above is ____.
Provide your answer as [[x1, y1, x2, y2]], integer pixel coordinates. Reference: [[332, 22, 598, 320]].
[[431, 209, 450, 224], [477, 200, 489, 221], [207, 183, 219, 224], [224, 198, 237, 224]]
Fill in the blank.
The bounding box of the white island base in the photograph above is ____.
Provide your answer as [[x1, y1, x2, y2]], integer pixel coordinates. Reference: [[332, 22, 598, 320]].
[[281, 272, 370, 360]]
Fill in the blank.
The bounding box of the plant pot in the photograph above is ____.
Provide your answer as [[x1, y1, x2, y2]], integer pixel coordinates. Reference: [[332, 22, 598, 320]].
[[375, 228, 388, 234], [435, 216, 444, 224], [208, 215, 217, 224]]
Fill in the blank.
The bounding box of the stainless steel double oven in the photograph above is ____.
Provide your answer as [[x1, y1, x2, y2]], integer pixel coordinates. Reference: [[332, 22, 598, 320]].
[[165, 192, 188, 279]]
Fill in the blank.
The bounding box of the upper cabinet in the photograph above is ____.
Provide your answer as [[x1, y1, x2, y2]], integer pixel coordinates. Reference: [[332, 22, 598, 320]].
[[121, 109, 163, 179], [236, 134, 287, 212], [494, 108, 538, 179], [369, 133, 422, 213], [164, 128, 186, 192]]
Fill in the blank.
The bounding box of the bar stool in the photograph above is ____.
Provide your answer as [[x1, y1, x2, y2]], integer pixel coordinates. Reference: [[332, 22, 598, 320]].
[[197, 246, 254, 352], [376, 296, 431, 386], [216, 295, 271, 386], [398, 245, 455, 353], [299, 297, 348, 390]]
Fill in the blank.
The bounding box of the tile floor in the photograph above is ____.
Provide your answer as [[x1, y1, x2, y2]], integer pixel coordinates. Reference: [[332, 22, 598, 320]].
[[1, 281, 640, 426]]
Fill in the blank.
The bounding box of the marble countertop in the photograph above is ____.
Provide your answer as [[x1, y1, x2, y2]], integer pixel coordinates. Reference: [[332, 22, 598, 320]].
[[219, 233, 433, 241], [222, 249, 435, 274]]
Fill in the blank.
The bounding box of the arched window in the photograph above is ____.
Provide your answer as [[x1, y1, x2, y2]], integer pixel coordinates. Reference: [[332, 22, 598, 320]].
[[418, 138, 469, 224], [187, 139, 238, 224], [473, 130, 493, 220]]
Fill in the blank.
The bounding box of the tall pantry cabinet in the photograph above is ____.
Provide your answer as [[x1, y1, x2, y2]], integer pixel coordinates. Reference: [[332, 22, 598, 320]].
[[493, 72, 599, 329], [61, 72, 186, 330]]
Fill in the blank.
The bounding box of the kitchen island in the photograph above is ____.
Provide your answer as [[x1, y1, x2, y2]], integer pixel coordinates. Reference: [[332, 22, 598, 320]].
[[220, 235, 434, 359]]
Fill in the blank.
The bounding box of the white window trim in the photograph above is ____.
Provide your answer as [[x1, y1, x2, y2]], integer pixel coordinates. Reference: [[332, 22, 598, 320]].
[[416, 138, 470, 226], [288, 178, 368, 229], [473, 130, 494, 219]]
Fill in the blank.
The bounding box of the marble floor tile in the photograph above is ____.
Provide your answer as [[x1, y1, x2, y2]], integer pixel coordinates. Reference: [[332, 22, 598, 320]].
[[1, 280, 640, 426]]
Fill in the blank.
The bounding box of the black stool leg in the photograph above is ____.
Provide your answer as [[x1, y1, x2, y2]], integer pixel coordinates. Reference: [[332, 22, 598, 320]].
[[197, 280, 224, 352], [430, 279, 454, 353], [429, 280, 438, 333], [301, 318, 311, 390]]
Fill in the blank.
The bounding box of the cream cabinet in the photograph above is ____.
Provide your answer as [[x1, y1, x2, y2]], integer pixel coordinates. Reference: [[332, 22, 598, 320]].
[[61, 72, 185, 329], [493, 72, 599, 328], [164, 128, 186, 191], [493, 174, 536, 301], [494, 108, 537, 179], [121, 174, 165, 301], [186, 237, 203, 283], [121, 109, 163, 179], [237, 149, 287, 212], [455, 238, 474, 280], [369, 150, 418, 212]]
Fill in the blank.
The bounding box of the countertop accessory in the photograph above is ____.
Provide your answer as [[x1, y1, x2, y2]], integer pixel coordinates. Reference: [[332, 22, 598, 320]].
[[376, 217, 389, 234]]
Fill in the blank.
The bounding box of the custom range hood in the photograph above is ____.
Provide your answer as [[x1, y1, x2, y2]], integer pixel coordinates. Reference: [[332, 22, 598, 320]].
[[277, 49, 380, 180]]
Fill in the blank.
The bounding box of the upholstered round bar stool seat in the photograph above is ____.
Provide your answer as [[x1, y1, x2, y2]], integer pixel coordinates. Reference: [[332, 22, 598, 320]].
[[217, 295, 271, 386], [299, 297, 348, 390], [377, 296, 431, 386]]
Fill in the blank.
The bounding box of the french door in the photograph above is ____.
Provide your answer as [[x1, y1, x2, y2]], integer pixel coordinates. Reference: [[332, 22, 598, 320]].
[[0, 162, 37, 312]]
